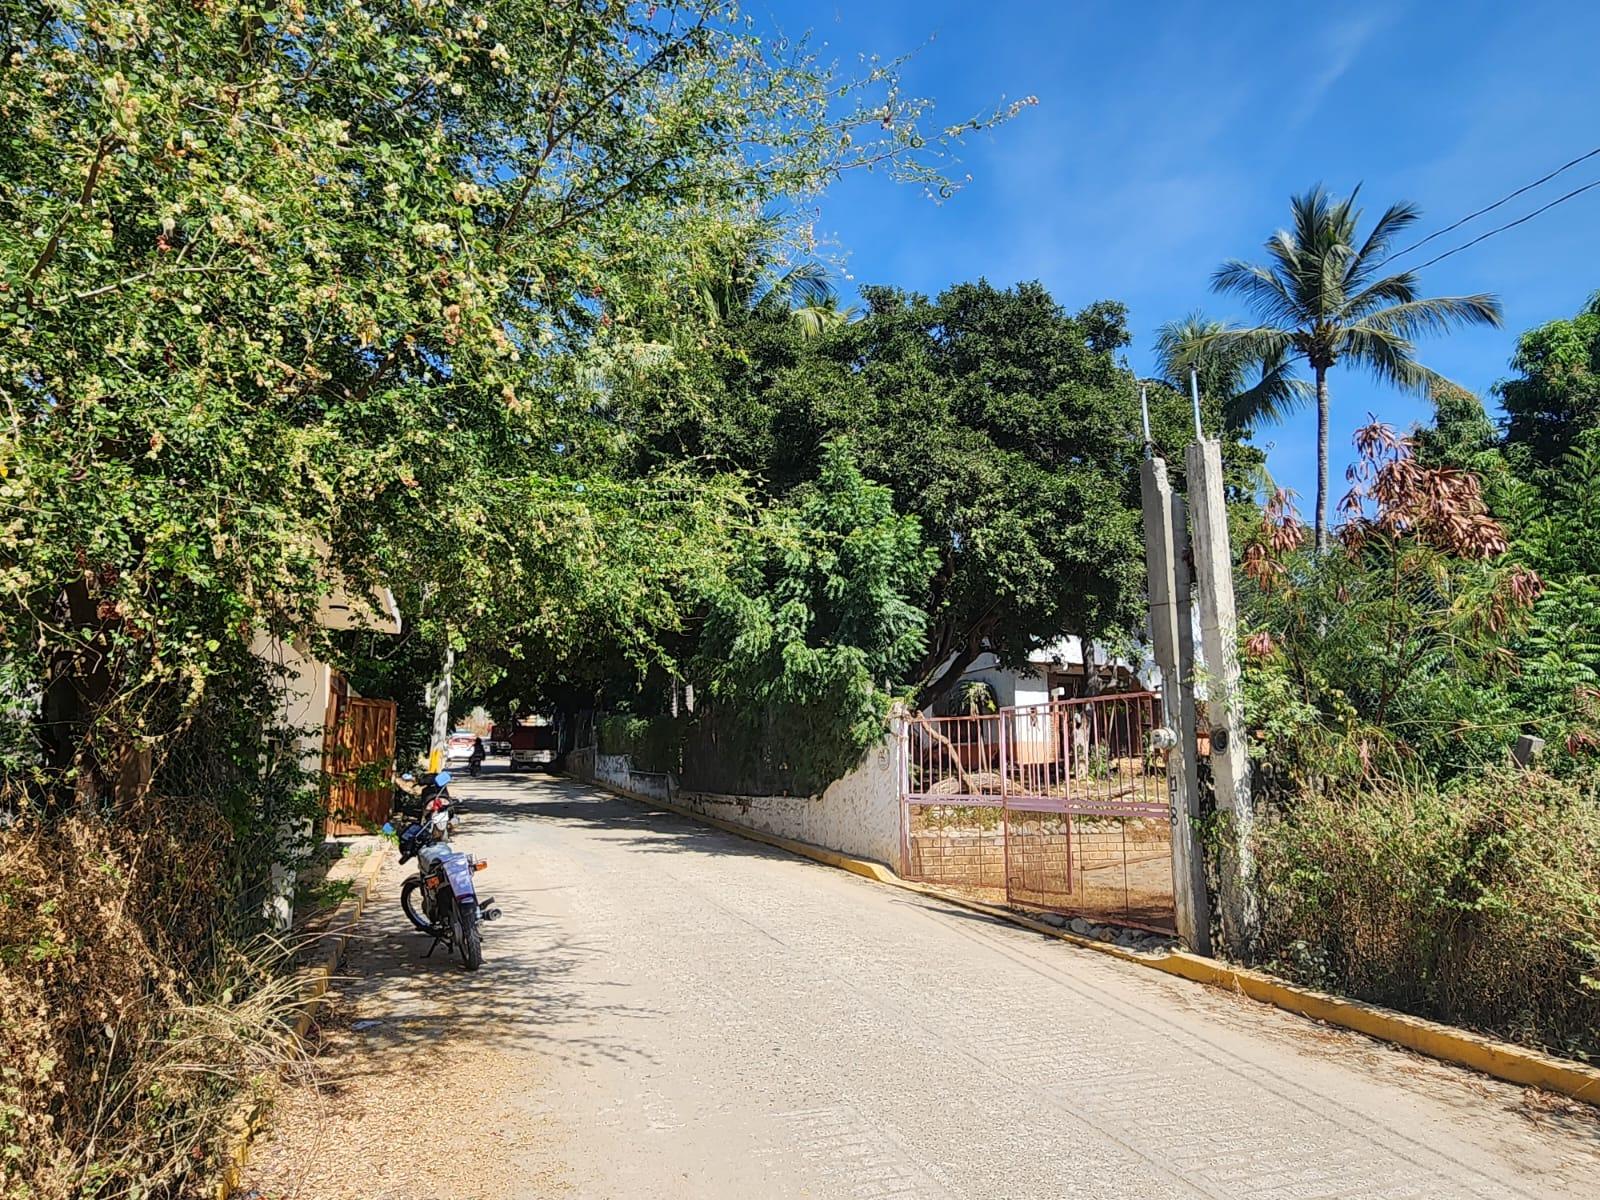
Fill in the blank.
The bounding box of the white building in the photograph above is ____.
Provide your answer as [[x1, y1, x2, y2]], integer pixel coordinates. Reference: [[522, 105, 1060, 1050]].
[[930, 637, 1157, 715]]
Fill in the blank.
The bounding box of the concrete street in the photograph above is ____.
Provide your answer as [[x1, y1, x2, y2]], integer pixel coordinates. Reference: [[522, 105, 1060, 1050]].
[[245, 768, 1600, 1199]]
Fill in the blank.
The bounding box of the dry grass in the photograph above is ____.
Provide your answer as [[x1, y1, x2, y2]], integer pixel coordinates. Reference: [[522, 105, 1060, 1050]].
[[0, 810, 315, 1200], [1253, 768, 1600, 1062]]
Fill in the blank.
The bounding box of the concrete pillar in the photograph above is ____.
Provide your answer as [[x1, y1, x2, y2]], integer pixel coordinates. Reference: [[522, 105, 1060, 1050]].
[[1185, 437, 1258, 958], [1169, 489, 1211, 955], [1140, 456, 1211, 955]]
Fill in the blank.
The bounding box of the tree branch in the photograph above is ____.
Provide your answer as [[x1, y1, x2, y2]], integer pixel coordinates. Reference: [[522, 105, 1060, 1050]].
[[496, 4, 710, 249], [27, 134, 116, 285]]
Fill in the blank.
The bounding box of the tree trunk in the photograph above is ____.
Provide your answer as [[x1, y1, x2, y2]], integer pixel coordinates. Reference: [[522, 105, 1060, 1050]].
[[913, 645, 982, 714], [1314, 366, 1330, 553]]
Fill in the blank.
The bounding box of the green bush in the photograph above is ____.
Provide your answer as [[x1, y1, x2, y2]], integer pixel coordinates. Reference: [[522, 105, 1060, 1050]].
[[1253, 768, 1600, 1061], [597, 715, 687, 775]]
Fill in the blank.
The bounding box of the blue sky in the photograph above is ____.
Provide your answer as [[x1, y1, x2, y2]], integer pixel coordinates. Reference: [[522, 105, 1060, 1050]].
[[757, 0, 1600, 504]]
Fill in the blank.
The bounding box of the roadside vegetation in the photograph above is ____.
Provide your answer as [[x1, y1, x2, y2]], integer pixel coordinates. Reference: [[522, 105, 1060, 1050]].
[[0, 2, 1019, 1194], [2, 3, 1596, 1191], [1226, 294, 1600, 1060]]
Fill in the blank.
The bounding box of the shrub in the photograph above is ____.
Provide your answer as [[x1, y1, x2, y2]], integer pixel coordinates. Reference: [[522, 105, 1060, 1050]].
[[1253, 768, 1600, 1060], [0, 810, 307, 1199], [597, 715, 687, 775]]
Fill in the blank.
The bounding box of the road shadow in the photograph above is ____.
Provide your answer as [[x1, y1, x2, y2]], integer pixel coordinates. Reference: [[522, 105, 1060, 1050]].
[[320, 846, 663, 1073], [460, 769, 813, 868]]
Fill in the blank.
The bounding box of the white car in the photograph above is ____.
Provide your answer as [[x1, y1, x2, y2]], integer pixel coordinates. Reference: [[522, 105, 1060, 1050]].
[[443, 733, 479, 764]]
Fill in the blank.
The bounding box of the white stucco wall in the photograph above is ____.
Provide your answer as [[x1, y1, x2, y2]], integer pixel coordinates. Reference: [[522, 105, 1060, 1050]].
[[595, 752, 632, 791], [250, 633, 331, 775], [250, 632, 333, 928], [579, 729, 905, 872]]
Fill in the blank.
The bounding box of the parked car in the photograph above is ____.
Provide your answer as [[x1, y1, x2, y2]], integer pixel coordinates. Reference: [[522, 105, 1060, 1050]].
[[443, 732, 479, 764], [489, 723, 511, 755]]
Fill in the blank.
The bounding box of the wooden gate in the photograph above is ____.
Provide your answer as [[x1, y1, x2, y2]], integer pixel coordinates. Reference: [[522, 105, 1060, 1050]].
[[322, 684, 398, 835]]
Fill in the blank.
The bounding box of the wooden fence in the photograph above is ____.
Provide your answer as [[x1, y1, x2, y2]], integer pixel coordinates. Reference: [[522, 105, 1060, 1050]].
[[322, 688, 398, 835]]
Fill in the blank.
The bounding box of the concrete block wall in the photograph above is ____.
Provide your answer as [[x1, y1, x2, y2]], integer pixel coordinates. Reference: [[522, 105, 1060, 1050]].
[[578, 730, 904, 871]]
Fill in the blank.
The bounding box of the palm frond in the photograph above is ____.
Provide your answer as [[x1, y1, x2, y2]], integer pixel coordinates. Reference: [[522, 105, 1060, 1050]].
[[790, 300, 855, 338], [1226, 357, 1312, 432], [1342, 270, 1420, 318], [1212, 260, 1304, 326], [1355, 294, 1503, 339], [1348, 200, 1422, 285], [1341, 323, 1439, 393], [1153, 311, 1226, 382], [1188, 325, 1297, 363], [758, 261, 834, 312]]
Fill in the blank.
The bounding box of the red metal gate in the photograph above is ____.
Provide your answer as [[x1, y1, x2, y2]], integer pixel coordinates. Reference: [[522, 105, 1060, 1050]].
[[901, 692, 1175, 931]]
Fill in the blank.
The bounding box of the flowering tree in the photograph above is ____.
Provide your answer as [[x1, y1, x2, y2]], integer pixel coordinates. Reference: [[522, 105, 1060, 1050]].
[[0, 0, 1024, 804]]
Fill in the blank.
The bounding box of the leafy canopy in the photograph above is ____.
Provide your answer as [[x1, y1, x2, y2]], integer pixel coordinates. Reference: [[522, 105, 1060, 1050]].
[[0, 0, 1012, 798]]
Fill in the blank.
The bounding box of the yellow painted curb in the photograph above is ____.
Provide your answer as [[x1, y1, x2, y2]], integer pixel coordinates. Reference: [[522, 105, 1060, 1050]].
[[214, 844, 387, 1200], [585, 776, 1600, 1108]]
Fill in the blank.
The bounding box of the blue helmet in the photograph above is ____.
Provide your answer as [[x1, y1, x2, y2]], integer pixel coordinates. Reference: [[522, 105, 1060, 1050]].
[[433, 770, 453, 787]]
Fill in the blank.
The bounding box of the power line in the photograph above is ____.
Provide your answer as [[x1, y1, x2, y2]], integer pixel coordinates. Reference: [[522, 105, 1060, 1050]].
[[1383, 145, 1600, 264], [1407, 176, 1600, 272]]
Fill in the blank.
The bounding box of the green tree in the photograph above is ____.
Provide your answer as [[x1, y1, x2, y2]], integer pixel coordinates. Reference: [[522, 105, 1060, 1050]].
[[1494, 292, 1600, 471], [691, 441, 936, 784], [775, 282, 1150, 706], [0, 0, 1011, 802], [1177, 186, 1501, 550]]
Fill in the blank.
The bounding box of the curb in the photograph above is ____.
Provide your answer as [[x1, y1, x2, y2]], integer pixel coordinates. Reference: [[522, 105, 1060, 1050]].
[[213, 845, 388, 1200], [583, 776, 1600, 1107]]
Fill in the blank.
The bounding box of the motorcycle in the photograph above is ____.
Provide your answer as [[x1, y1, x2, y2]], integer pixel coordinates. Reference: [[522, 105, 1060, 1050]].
[[392, 769, 452, 822], [388, 774, 501, 970]]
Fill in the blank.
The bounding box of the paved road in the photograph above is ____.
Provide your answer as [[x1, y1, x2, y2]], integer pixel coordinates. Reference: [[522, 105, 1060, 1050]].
[[246, 769, 1600, 1199]]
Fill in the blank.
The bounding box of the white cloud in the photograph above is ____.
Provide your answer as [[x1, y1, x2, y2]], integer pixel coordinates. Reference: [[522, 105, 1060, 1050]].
[[1287, 11, 1388, 127]]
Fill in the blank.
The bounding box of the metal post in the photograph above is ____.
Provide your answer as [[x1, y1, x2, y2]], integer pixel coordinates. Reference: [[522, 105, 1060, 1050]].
[[999, 707, 1011, 900], [1140, 455, 1211, 954], [1185, 437, 1258, 958]]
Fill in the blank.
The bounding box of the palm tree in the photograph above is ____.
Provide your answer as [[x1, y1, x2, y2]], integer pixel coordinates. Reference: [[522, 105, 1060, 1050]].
[[1154, 311, 1308, 434], [1181, 186, 1502, 550], [697, 240, 855, 337]]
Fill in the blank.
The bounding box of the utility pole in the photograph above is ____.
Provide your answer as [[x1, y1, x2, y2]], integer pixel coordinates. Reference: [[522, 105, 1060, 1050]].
[[1138, 387, 1212, 954], [1184, 372, 1258, 958]]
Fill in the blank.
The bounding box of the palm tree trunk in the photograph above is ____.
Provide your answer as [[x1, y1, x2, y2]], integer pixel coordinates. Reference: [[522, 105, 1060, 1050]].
[[1314, 366, 1330, 553]]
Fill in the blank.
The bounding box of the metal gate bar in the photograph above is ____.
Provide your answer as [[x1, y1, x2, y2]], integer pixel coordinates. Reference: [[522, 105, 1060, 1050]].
[[901, 693, 1175, 930]]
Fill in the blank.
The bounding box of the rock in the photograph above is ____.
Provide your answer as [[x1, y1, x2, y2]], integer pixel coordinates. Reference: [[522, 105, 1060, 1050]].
[[1039, 913, 1068, 928], [1068, 917, 1092, 935]]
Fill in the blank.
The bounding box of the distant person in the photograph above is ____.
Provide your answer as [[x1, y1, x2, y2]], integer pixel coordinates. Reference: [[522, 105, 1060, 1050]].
[[469, 735, 486, 776]]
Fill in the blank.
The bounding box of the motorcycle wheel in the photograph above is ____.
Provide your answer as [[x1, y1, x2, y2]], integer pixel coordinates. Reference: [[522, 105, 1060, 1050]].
[[455, 904, 482, 971], [400, 877, 434, 933]]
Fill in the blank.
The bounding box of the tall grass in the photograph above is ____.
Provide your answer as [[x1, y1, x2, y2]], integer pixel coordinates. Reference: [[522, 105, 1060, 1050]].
[[1253, 768, 1600, 1061], [1, 813, 313, 1200]]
